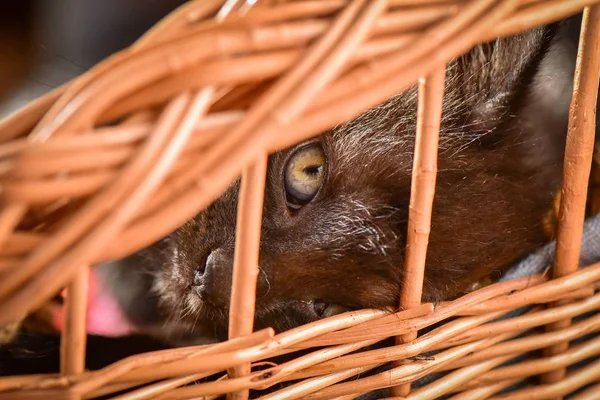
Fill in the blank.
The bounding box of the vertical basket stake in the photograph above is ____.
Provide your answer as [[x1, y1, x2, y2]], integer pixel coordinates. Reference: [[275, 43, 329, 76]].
[[391, 66, 446, 397], [542, 5, 600, 388], [227, 154, 268, 400], [60, 265, 90, 381]]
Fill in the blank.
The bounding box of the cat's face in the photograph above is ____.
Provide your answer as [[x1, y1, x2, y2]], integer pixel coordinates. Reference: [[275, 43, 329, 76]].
[[132, 24, 577, 341]]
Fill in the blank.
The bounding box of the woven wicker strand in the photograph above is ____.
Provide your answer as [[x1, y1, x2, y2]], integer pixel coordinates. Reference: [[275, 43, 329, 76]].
[[542, 4, 600, 387], [1, 260, 599, 398], [393, 64, 446, 397], [60, 265, 90, 376], [1, 0, 600, 398]]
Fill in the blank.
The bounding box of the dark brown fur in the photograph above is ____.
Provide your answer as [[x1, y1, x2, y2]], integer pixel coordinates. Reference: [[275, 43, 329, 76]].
[[103, 19, 586, 345]]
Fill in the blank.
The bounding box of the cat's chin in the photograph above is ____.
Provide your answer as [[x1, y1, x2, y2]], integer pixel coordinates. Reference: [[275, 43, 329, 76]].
[[174, 289, 354, 342]]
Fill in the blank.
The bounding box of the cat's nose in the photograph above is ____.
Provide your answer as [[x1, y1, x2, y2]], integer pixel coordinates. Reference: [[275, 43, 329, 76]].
[[193, 252, 214, 284], [192, 250, 232, 308]]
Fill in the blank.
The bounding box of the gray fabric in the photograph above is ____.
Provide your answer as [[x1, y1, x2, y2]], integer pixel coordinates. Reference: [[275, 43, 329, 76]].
[[500, 212, 600, 281], [357, 213, 600, 399]]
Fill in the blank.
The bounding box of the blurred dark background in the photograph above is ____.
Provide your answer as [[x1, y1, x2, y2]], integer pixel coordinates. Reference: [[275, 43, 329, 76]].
[[0, 0, 188, 117]]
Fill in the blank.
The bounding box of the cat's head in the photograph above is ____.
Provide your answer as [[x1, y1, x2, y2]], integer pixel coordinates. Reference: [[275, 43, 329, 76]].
[[125, 23, 577, 342]]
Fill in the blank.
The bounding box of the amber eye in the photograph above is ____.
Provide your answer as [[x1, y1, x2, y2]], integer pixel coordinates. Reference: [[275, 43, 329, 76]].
[[284, 144, 326, 209]]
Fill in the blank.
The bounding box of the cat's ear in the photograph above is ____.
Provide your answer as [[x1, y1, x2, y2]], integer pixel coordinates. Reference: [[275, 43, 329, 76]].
[[520, 17, 579, 135], [532, 14, 600, 142], [466, 20, 577, 146], [441, 26, 552, 135]]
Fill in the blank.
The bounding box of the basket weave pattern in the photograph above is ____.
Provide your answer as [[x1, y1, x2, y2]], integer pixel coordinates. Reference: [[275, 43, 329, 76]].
[[1, 0, 600, 398]]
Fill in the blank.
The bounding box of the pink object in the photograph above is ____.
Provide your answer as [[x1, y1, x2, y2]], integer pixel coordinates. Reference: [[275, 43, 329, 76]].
[[53, 268, 137, 337]]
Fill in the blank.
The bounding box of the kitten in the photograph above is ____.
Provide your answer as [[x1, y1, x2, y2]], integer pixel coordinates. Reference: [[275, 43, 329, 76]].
[[1, 13, 594, 375], [72, 16, 584, 345]]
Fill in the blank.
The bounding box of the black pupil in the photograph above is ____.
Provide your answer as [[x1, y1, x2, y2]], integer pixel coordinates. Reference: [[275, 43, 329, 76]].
[[304, 165, 322, 176]]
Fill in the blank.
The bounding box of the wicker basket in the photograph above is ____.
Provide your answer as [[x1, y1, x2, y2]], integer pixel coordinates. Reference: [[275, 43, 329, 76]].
[[1, 0, 600, 398]]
